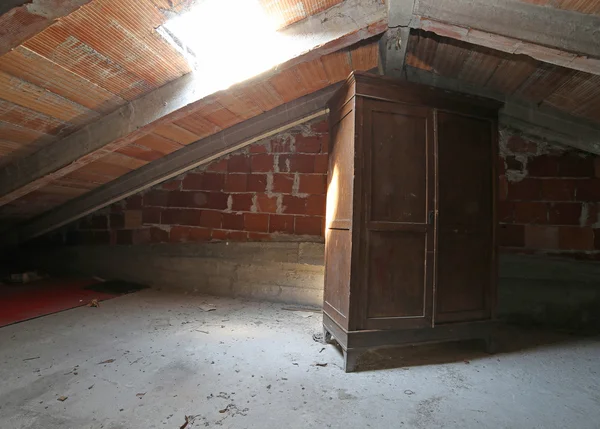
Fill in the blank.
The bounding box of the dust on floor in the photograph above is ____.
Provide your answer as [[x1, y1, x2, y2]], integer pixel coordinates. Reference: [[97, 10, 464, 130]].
[[0, 289, 599, 429]]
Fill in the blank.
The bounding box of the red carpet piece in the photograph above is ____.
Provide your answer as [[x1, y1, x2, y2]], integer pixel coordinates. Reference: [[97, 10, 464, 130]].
[[0, 278, 119, 328]]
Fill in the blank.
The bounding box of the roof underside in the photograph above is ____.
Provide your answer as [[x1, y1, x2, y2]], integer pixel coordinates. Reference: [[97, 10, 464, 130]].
[[0, 0, 378, 224], [0, 0, 599, 237]]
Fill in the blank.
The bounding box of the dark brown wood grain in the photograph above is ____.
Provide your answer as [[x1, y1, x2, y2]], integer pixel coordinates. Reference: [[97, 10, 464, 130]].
[[322, 72, 500, 372]]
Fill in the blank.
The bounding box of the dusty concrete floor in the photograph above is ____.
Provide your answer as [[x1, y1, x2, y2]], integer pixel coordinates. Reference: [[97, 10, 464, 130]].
[[1, 290, 599, 429]]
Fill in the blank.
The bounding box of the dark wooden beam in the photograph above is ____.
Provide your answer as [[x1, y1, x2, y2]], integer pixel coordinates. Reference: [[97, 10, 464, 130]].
[[15, 84, 340, 242], [406, 66, 600, 156], [388, 0, 600, 75]]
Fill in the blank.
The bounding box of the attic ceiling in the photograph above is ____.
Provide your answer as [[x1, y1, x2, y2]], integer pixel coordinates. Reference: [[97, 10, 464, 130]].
[[0, 0, 599, 242]]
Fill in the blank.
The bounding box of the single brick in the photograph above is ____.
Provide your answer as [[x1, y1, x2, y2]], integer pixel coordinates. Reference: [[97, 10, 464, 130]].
[[200, 210, 222, 228], [540, 179, 576, 201], [558, 227, 594, 250], [513, 202, 548, 224], [497, 201, 514, 223], [295, 216, 323, 236], [247, 174, 268, 192], [226, 230, 248, 241], [211, 229, 228, 241], [547, 203, 582, 226], [182, 172, 224, 191], [311, 120, 329, 134], [170, 226, 211, 243], [231, 194, 254, 212], [506, 135, 537, 154], [557, 155, 594, 178], [207, 192, 229, 210], [142, 207, 161, 224], [116, 230, 133, 245], [149, 227, 169, 243], [295, 135, 322, 153], [228, 154, 251, 173], [110, 213, 125, 229], [497, 224, 525, 247], [161, 209, 202, 226], [507, 179, 542, 201], [306, 194, 326, 216], [524, 225, 559, 249], [161, 179, 181, 190], [206, 158, 228, 172], [168, 191, 207, 208], [269, 214, 295, 234], [80, 215, 108, 230], [272, 174, 294, 193], [314, 154, 329, 174], [144, 190, 170, 207], [282, 195, 307, 214], [320, 134, 330, 154], [222, 213, 244, 230], [249, 142, 270, 153], [527, 155, 559, 177], [244, 213, 269, 232], [126, 195, 143, 209], [279, 154, 315, 173], [298, 174, 326, 194], [251, 154, 275, 172], [271, 137, 293, 153], [575, 179, 600, 201], [124, 210, 143, 229], [595, 229, 600, 250], [224, 174, 248, 192], [248, 232, 272, 241], [255, 194, 278, 213]]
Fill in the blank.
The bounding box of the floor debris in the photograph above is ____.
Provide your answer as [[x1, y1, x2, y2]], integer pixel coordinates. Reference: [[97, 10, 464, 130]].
[[57, 396, 68, 402], [199, 304, 216, 312], [98, 359, 115, 364], [404, 390, 415, 395], [314, 363, 328, 367], [136, 393, 146, 398], [22, 356, 40, 361], [195, 330, 209, 334], [87, 299, 99, 308]]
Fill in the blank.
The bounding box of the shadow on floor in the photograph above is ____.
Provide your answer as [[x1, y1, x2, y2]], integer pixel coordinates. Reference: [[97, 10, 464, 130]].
[[326, 324, 596, 372]]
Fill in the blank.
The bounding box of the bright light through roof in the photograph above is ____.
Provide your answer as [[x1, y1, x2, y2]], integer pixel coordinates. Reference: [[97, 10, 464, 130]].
[[161, 0, 301, 92]]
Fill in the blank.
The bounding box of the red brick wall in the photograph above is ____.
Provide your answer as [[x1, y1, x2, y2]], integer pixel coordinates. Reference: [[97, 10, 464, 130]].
[[498, 131, 600, 260], [69, 120, 329, 245], [65, 123, 600, 260]]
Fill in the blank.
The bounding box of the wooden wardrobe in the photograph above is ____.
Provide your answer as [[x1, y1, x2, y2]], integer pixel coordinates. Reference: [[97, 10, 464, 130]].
[[322, 72, 501, 372]]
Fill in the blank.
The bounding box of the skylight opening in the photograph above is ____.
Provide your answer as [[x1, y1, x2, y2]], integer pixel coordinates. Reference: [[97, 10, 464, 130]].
[[160, 0, 301, 94]]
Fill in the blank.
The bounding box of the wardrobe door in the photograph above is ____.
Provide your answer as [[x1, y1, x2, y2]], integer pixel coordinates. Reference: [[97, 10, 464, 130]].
[[436, 111, 495, 323], [359, 99, 435, 330]]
